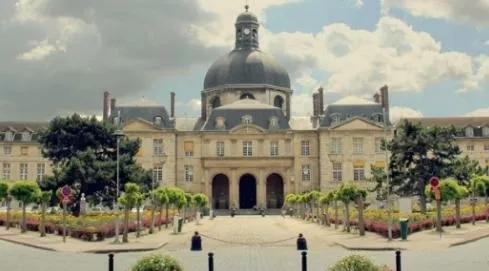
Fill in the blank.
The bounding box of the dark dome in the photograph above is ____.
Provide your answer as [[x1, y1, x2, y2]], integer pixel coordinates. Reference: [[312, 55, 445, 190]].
[[204, 49, 291, 89], [236, 11, 258, 24]]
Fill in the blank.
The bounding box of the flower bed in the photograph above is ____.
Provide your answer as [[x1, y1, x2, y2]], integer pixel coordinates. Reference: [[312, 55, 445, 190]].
[[0, 209, 195, 241]]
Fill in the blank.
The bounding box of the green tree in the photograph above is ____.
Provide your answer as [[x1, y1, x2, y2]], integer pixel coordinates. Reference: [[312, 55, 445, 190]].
[[451, 156, 485, 186], [192, 193, 209, 212], [387, 120, 460, 213], [425, 178, 463, 232], [0, 182, 11, 230], [9, 181, 41, 233], [336, 183, 367, 234], [154, 187, 169, 231], [319, 191, 335, 226], [469, 175, 487, 225], [367, 166, 388, 201], [285, 193, 298, 216], [38, 191, 52, 237], [118, 182, 143, 243], [37, 114, 151, 207]]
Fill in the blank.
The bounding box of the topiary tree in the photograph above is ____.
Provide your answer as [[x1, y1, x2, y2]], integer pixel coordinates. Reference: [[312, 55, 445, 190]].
[[148, 188, 159, 234], [118, 182, 143, 243], [9, 181, 41, 233], [182, 192, 193, 223], [469, 175, 488, 225], [455, 185, 469, 228], [0, 182, 11, 230], [329, 254, 382, 271], [154, 187, 169, 231], [319, 191, 335, 226], [336, 183, 362, 233], [285, 193, 298, 216], [38, 190, 52, 237], [132, 254, 183, 271]]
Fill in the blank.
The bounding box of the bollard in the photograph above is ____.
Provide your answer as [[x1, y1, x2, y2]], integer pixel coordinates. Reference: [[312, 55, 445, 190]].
[[301, 251, 307, 271], [108, 253, 114, 271], [395, 250, 401, 271], [208, 252, 214, 271]]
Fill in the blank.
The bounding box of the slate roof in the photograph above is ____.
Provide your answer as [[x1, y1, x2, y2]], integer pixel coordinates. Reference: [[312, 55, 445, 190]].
[[402, 117, 489, 128], [109, 105, 175, 129], [200, 99, 290, 131], [0, 122, 48, 142], [320, 103, 386, 127]]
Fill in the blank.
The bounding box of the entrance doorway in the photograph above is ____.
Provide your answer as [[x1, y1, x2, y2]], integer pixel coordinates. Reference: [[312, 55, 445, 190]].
[[239, 174, 257, 209], [212, 174, 230, 209], [266, 173, 284, 209]]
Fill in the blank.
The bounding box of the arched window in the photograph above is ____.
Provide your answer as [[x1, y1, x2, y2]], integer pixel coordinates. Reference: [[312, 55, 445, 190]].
[[154, 116, 162, 126], [273, 95, 284, 109], [240, 93, 255, 100], [211, 96, 221, 108]]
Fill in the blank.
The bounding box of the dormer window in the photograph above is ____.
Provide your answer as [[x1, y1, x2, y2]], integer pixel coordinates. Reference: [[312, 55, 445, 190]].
[[240, 93, 255, 100], [269, 116, 279, 129], [331, 114, 341, 125], [21, 132, 31, 141], [215, 117, 226, 129], [465, 127, 474, 137], [242, 115, 252, 124], [4, 131, 13, 142], [483, 126, 489, 137], [154, 116, 162, 126], [372, 113, 382, 122]]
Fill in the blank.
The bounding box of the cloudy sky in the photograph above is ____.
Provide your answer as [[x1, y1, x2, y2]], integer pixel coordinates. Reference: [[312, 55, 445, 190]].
[[1, 0, 489, 122]]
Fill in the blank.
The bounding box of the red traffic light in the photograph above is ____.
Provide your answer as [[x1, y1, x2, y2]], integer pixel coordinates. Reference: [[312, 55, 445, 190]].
[[430, 177, 439, 187]]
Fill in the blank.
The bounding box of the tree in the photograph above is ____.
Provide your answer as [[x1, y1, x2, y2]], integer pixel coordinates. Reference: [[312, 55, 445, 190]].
[[285, 193, 298, 216], [38, 114, 151, 207], [470, 175, 489, 222], [337, 183, 366, 234], [387, 120, 460, 213], [118, 182, 143, 243], [192, 193, 209, 212], [367, 166, 388, 201], [319, 191, 335, 226], [9, 181, 41, 233], [451, 156, 485, 186], [469, 175, 487, 225], [0, 182, 11, 230], [38, 191, 52, 237], [154, 187, 169, 231]]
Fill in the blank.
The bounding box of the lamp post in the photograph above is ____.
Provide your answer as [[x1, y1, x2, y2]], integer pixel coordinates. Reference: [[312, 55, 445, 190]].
[[113, 129, 124, 244], [382, 108, 393, 241]]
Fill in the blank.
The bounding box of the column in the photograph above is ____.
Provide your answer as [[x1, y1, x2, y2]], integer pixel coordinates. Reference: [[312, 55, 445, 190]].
[[204, 169, 210, 201], [231, 168, 238, 208], [258, 169, 266, 208]]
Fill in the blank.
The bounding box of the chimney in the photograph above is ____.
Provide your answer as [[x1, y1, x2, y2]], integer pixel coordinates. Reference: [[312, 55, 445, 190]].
[[110, 98, 116, 117], [103, 91, 110, 122], [170, 92, 175, 118], [285, 94, 291, 120], [312, 93, 319, 116], [380, 85, 389, 123], [373, 92, 380, 103], [318, 87, 324, 115], [201, 92, 207, 120]]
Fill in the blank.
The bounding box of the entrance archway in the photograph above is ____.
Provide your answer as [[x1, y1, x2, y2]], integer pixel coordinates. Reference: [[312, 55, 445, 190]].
[[212, 174, 229, 209], [239, 174, 257, 209], [266, 173, 284, 209]]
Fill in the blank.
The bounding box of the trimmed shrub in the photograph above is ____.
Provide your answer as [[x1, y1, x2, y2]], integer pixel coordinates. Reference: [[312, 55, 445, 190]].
[[132, 254, 183, 271], [329, 255, 386, 271]]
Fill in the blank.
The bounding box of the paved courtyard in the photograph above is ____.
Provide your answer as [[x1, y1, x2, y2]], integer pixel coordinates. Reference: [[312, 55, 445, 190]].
[[1, 215, 489, 270]]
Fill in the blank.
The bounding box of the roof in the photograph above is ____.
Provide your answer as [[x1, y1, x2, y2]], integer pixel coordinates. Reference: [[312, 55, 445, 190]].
[[0, 121, 48, 142], [236, 10, 258, 24], [402, 117, 489, 128], [219, 98, 277, 110], [321, 103, 386, 127], [110, 105, 174, 129]]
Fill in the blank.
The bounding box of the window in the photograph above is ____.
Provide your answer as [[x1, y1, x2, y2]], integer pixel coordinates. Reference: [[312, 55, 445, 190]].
[[270, 141, 279, 157], [332, 162, 342, 182], [375, 137, 383, 153], [37, 163, 45, 181], [20, 163, 28, 180], [330, 138, 342, 154], [269, 117, 279, 129], [153, 166, 163, 183], [243, 141, 252, 156], [240, 93, 255, 99], [465, 127, 474, 137], [301, 140, 310, 156], [3, 145, 11, 155], [242, 115, 252, 124], [353, 138, 363, 154], [483, 127, 489, 137], [484, 144, 489, 151], [21, 132, 31, 141], [20, 146, 28, 156], [184, 141, 194, 157], [466, 144, 475, 152], [216, 141, 224, 157], [184, 165, 194, 182], [153, 139, 164, 157], [373, 114, 382, 122], [215, 117, 226, 129], [331, 114, 341, 125], [154, 116, 162, 125], [301, 164, 312, 181], [4, 131, 13, 142], [353, 164, 365, 181], [2, 163, 10, 180]]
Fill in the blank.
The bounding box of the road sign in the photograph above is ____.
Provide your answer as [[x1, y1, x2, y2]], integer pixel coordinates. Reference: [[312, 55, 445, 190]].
[[430, 177, 439, 188], [61, 185, 71, 197]]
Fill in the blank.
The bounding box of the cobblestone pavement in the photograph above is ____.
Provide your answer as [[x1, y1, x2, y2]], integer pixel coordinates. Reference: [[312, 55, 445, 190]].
[[1, 216, 489, 270]]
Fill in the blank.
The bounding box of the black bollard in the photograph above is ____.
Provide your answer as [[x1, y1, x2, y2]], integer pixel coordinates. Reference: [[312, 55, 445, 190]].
[[190, 231, 202, 251], [208, 252, 214, 271], [301, 251, 307, 271], [108, 253, 114, 271], [395, 250, 401, 271], [296, 233, 308, 251]]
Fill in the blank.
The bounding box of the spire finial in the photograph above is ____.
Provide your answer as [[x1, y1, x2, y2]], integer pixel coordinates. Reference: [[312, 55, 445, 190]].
[[245, 0, 249, 12]]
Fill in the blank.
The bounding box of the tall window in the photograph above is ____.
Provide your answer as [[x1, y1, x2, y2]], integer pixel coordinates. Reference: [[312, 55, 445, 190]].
[[332, 162, 342, 182], [184, 141, 194, 157], [153, 166, 163, 183], [4, 131, 14, 142], [20, 163, 28, 180], [301, 140, 310, 156], [216, 141, 225, 157], [153, 139, 164, 157], [483, 127, 489, 137], [353, 164, 365, 181], [352, 137, 363, 154], [184, 165, 194, 182], [466, 144, 475, 152], [301, 164, 312, 181], [330, 138, 342, 154], [36, 163, 45, 181], [375, 137, 383, 153], [270, 141, 279, 157], [484, 144, 489, 151], [20, 146, 29, 156], [3, 145, 11, 155], [2, 163, 10, 180], [243, 141, 252, 157], [465, 127, 474, 137], [21, 132, 31, 141]]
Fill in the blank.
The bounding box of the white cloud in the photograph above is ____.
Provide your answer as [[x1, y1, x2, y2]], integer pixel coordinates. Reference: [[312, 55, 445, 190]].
[[186, 99, 202, 112], [466, 107, 489, 117], [381, 0, 489, 25], [291, 94, 313, 116], [389, 106, 423, 123], [354, 0, 364, 8]]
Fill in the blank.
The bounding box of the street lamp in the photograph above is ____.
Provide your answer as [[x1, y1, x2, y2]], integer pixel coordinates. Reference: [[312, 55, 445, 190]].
[[382, 108, 393, 241], [113, 129, 124, 244]]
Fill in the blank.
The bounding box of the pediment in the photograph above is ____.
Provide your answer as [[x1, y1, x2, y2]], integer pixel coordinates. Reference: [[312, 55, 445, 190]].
[[330, 117, 384, 131], [230, 124, 265, 134], [122, 119, 157, 132]]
